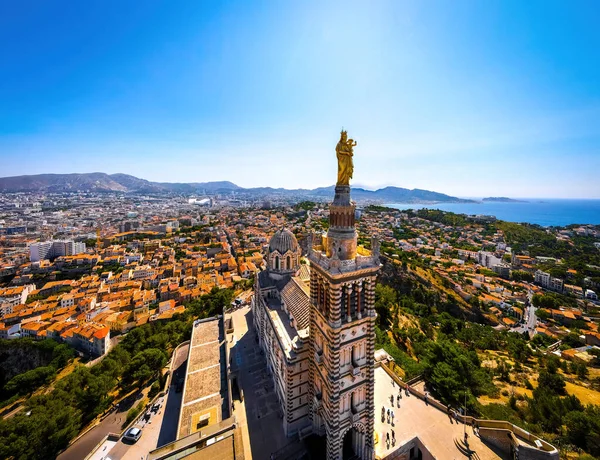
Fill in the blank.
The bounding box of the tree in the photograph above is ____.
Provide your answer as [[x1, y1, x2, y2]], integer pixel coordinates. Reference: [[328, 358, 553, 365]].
[[374, 284, 396, 329], [537, 370, 566, 395], [4, 366, 56, 395], [565, 411, 592, 449], [508, 337, 532, 363], [576, 362, 589, 381], [123, 348, 166, 386]]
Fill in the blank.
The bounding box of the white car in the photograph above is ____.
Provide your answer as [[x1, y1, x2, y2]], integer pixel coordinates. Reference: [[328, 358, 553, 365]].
[[123, 427, 142, 443]]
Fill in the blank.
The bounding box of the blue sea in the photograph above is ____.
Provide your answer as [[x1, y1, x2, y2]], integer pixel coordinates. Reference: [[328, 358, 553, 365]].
[[385, 199, 600, 227]]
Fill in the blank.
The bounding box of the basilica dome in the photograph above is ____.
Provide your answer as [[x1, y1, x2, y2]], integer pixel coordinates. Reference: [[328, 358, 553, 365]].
[[269, 228, 298, 254]]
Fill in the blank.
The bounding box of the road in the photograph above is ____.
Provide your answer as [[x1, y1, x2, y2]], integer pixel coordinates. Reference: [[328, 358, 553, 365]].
[[58, 391, 145, 460], [104, 342, 189, 460], [105, 395, 166, 460], [58, 342, 189, 460], [513, 291, 538, 338]]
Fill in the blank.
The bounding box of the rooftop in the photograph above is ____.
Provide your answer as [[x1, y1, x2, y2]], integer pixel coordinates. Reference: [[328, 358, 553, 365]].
[[178, 316, 229, 439]]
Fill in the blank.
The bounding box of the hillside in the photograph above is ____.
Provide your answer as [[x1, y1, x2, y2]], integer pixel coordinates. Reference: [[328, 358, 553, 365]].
[[0, 172, 474, 203]]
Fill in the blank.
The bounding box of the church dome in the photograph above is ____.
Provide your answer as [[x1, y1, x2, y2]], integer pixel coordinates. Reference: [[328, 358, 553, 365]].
[[269, 228, 298, 254]]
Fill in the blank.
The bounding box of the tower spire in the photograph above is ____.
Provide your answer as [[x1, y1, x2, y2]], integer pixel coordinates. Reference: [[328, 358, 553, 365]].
[[308, 132, 380, 460]]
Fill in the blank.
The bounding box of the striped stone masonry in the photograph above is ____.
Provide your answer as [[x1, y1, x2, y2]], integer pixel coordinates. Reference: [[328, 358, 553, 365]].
[[308, 183, 381, 460]]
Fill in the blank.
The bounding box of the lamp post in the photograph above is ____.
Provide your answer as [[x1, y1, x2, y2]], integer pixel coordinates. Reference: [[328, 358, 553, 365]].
[[463, 390, 467, 442]]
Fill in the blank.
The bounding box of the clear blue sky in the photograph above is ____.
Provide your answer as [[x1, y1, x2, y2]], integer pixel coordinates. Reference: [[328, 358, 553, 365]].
[[1, 0, 599, 198]]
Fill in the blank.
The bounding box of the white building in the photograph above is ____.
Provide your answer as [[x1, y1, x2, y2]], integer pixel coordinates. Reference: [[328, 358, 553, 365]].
[[586, 289, 598, 301], [132, 265, 156, 280], [535, 270, 564, 292], [0, 284, 36, 314], [476, 251, 502, 269], [29, 240, 86, 262]]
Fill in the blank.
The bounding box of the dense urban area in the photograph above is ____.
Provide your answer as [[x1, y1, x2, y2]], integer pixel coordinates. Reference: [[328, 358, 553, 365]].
[[1, 191, 600, 459]]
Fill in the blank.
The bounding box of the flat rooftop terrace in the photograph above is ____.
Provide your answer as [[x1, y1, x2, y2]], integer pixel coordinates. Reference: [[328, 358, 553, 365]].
[[178, 316, 229, 439], [374, 366, 501, 460]]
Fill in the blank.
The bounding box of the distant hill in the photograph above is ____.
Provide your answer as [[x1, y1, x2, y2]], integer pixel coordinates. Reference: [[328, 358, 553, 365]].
[[0, 173, 128, 193], [482, 197, 527, 203], [0, 172, 474, 203]]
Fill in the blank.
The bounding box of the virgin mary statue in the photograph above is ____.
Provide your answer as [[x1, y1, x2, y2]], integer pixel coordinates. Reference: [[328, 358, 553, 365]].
[[335, 130, 357, 186]]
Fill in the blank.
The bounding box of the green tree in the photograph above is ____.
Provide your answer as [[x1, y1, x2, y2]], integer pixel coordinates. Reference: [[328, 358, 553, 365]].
[[374, 284, 397, 329]]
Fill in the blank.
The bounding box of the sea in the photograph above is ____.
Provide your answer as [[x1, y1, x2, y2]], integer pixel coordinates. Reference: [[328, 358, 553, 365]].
[[384, 199, 600, 227]]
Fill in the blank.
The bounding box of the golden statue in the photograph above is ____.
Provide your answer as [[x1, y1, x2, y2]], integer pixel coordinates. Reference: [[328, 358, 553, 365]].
[[336, 130, 357, 186]]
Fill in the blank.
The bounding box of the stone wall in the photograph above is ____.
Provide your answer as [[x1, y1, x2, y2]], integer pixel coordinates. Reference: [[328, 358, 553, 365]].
[[379, 436, 436, 460], [478, 428, 513, 456]]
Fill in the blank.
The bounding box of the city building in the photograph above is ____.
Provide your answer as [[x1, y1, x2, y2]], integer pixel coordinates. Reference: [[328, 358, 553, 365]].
[[29, 240, 86, 262], [535, 270, 564, 292]]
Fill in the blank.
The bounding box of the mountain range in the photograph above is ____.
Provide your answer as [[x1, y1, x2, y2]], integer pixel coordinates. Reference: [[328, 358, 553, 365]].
[[0, 172, 475, 204]]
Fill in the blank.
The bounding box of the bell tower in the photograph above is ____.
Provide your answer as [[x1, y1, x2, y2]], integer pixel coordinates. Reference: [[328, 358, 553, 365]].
[[308, 132, 380, 460]]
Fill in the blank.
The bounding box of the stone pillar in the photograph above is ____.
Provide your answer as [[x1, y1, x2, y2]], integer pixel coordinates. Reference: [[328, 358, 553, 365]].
[[356, 282, 362, 319], [346, 284, 352, 323], [326, 431, 342, 460], [330, 284, 342, 326]]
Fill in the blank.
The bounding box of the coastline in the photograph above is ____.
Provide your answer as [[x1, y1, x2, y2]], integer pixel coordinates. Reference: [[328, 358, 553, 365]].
[[384, 199, 600, 227]]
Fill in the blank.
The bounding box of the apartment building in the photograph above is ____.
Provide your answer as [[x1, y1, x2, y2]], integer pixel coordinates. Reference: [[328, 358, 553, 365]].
[[29, 240, 86, 262]]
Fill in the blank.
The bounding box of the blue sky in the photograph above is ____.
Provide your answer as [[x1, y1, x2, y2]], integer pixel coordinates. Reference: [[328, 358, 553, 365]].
[[1, 1, 599, 198]]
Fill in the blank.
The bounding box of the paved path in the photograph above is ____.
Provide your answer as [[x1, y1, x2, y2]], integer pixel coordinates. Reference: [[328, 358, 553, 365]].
[[374, 367, 500, 459], [157, 343, 188, 446], [227, 306, 292, 460], [58, 392, 143, 460]]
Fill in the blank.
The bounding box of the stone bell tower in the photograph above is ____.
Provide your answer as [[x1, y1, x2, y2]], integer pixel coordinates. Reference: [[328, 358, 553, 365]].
[[308, 132, 380, 460]]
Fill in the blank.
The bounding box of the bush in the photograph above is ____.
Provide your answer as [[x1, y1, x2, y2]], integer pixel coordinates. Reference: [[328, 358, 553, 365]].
[[148, 380, 161, 399], [123, 401, 145, 429]]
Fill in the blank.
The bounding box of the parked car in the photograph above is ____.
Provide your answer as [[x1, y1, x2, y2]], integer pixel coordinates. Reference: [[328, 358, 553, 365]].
[[123, 427, 142, 443]]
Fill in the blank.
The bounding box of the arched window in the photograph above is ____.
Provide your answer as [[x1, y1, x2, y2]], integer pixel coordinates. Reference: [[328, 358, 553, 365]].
[[286, 255, 291, 270], [274, 255, 280, 270]]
